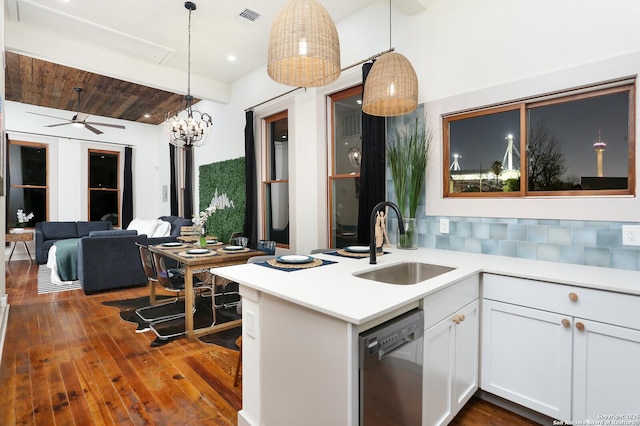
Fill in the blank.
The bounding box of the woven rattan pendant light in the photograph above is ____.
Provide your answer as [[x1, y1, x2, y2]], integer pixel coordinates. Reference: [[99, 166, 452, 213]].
[[267, 0, 341, 87], [362, 1, 418, 116]]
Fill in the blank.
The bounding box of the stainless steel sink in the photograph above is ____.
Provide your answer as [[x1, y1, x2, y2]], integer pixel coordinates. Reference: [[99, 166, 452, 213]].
[[353, 262, 456, 285]]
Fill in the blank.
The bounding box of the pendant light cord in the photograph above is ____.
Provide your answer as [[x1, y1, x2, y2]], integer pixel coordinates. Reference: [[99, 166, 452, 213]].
[[187, 7, 192, 100], [389, 0, 392, 50]]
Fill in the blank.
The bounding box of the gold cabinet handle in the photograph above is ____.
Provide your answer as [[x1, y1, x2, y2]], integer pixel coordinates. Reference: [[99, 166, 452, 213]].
[[453, 315, 461, 324], [562, 319, 571, 328], [568, 292, 578, 302], [459, 314, 465, 322], [575, 322, 585, 331]]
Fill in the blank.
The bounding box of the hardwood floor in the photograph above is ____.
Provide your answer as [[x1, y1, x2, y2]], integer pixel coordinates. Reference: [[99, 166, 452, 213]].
[[1, 260, 542, 425]]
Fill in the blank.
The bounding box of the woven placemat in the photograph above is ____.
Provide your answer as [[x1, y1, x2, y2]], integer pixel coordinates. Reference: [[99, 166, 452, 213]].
[[158, 243, 189, 250], [267, 258, 323, 269], [217, 247, 251, 254], [177, 249, 218, 257]]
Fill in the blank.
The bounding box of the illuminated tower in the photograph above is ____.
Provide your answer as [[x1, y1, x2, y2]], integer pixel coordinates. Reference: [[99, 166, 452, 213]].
[[502, 134, 520, 171], [450, 153, 461, 171], [593, 130, 606, 177]]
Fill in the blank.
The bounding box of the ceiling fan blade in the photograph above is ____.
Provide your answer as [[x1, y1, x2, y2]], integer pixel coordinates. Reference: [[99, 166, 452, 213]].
[[84, 122, 126, 129], [83, 123, 104, 135], [75, 112, 90, 122], [27, 111, 71, 122], [44, 122, 74, 128]]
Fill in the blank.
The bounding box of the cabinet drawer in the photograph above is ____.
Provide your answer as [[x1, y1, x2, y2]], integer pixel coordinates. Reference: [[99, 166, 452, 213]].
[[483, 273, 640, 329], [423, 275, 479, 329]]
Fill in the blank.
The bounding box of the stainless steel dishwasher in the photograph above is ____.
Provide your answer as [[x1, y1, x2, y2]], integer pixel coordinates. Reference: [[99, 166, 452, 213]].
[[359, 308, 424, 426]]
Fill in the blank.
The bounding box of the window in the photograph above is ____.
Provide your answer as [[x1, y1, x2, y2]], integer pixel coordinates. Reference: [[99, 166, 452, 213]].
[[444, 81, 635, 197], [329, 85, 362, 248], [88, 149, 120, 225], [263, 111, 289, 247], [8, 141, 48, 227]]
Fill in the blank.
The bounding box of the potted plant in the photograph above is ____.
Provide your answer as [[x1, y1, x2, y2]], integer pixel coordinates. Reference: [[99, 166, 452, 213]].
[[387, 117, 432, 249], [12, 208, 35, 233]]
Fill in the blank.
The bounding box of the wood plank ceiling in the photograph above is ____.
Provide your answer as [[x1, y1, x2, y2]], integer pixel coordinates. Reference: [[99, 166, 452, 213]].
[[4, 52, 197, 125]]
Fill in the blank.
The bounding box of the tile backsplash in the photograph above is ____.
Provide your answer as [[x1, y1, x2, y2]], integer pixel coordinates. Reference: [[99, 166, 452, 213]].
[[388, 216, 640, 271]]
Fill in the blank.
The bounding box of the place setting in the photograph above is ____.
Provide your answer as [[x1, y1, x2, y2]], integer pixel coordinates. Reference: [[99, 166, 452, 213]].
[[216, 245, 251, 254], [176, 248, 219, 258], [325, 245, 388, 259], [259, 254, 337, 272]]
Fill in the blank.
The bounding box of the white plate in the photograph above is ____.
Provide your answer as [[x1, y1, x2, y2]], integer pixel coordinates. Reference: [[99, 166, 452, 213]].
[[162, 242, 182, 247], [276, 255, 314, 264], [206, 240, 218, 244], [224, 245, 244, 251], [186, 248, 210, 254], [344, 245, 370, 253]]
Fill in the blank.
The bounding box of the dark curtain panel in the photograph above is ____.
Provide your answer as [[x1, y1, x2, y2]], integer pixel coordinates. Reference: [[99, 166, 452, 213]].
[[122, 146, 133, 228], [5, 134, 11, 234], [243, 110, 258, 248], [357, 61, 387, 245], [184, 146, 194, 219], [169, 144, 179, 216]]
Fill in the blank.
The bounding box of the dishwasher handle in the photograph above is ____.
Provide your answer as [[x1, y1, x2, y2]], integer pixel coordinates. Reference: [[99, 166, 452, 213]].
[[378, 327, 423, 360]]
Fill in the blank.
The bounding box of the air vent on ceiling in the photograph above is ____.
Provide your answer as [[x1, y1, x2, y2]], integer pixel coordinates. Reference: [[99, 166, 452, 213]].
[[237, 8, 261, 23]]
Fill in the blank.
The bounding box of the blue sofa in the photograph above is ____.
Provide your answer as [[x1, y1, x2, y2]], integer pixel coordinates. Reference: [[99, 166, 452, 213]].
[[35, 221, 113, 264]]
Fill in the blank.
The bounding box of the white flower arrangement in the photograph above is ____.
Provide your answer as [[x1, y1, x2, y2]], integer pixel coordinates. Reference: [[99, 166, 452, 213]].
[[192, 205, 217, 229], [16, 208, 35, 227]]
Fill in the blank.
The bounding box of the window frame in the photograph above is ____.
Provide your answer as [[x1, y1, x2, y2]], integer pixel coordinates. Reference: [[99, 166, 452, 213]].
[[8, 140, 49, 227], [443, 80, 636, 198], [262, 110, 290, 249], [87, 148, 120, 226]]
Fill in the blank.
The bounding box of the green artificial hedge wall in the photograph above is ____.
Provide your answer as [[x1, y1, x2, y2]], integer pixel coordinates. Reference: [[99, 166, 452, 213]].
[[199, 157, 245, 243]]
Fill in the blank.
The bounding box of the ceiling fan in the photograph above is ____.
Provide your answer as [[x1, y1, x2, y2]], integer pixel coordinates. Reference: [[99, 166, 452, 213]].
[[28, 87, 126, 135]]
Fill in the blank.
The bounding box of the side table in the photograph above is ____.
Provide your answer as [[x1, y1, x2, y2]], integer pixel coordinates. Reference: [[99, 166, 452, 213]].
[[6, 232, 34, 264]]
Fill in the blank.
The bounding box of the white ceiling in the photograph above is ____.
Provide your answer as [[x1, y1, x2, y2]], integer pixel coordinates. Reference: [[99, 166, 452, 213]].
[[5, 0, 386, 89]]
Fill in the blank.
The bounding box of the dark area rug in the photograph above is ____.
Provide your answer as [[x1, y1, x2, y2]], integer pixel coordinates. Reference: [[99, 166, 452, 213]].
[[103, 295, 242, 350]]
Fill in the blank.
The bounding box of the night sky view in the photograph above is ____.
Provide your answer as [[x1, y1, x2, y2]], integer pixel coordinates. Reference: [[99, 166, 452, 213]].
[[449, 90, 630, 180]]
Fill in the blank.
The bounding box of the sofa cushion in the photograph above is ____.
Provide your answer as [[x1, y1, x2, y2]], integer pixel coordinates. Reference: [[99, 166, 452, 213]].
[[168, 217, 193, 237], [40, 221, 79, 240], [78, 221, 113, 237], [89, 229, 138, 238], [127, 218, 171, 238], [154, 220, 171, 237]]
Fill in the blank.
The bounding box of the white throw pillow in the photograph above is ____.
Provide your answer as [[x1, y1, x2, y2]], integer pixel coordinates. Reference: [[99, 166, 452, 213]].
[[152, 220, 171, 237], [127, 218, 159, 237]]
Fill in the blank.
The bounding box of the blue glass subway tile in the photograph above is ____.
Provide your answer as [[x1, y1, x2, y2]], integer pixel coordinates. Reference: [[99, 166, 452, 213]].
[[537, 244, 561, 262], [572, 228, 598, 247], [471, 222, 491, 239], [508, 224, 527, 241], [537, 219, 560, 226], [435, 235, 450, 250], [610, 248, 639, 271], [584, 221, 612, 228], [420, 233, 436, 248], [516, 242, 538, 260], [548, 227, 572, 245], [481, 239, 499, 255], [519, 219, 539, 226], [490, 223, 508, 240], [560, 220, 584, 228], [450, 236, 466, 251], [527, 225, 548, 243], [584, 247, 611, 268], [498, 241, 517, 257], [559, 245, 585, 265], [455, 221, 472, 237], [596, 228, 622, 248], [465, 238, 482, 254]]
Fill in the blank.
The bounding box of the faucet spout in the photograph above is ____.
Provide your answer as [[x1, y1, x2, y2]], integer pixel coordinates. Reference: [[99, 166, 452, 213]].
[[370, 201, 405, 264]]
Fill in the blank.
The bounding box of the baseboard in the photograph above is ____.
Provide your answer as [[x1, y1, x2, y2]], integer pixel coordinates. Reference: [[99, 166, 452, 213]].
[[0, 296, 9, 369], [477, 390, 555, 425]]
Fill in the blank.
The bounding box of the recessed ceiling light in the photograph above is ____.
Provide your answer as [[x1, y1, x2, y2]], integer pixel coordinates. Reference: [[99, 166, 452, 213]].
[[144, 113, 151, 118], [356, 100, 362, 105], [228, 55, 236, 62]]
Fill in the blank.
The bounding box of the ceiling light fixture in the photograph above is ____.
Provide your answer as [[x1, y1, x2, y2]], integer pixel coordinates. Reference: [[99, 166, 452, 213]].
[[362, 0, 418, 117], [165, 1, 212, 148], [267, 0, 341, 88]]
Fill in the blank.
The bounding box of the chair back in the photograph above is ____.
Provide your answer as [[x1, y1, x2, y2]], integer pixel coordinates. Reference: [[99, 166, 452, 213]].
[[136, 243, 156, 280], [151, 251, 183, 290], [247, 255, 277, 264]]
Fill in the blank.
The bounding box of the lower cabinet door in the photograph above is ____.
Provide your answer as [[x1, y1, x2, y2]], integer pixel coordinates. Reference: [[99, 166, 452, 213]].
[[423, 314, 455, 426], [454, 300, 479, 409], [481, 300, 572, 420], [572, 319, 640, 421]]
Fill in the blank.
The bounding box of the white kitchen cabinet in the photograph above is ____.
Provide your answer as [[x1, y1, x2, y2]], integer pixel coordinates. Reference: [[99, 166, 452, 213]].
[[423, 276, 479, 426], [482, 273, 640, 422]]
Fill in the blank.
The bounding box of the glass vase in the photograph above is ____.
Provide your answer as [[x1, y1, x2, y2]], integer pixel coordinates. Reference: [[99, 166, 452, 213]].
[[198, 224, 207, 248], [397, 218, 418, 250]]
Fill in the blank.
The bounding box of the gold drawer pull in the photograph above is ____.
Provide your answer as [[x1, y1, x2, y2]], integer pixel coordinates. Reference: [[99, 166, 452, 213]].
[[459, 314, 465, 322], [562, 319, 571, 328], [568, 292, 578, 302], [575, 322, 585, 331], [453, 315, 461, 325]]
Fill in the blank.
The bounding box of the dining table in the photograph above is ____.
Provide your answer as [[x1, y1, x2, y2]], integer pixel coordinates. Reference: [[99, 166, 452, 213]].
[[148, 241, 264, 339]]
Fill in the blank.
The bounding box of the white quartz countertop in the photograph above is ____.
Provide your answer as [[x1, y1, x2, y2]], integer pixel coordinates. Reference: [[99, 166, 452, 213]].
[[212, 247, 640, 325]]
